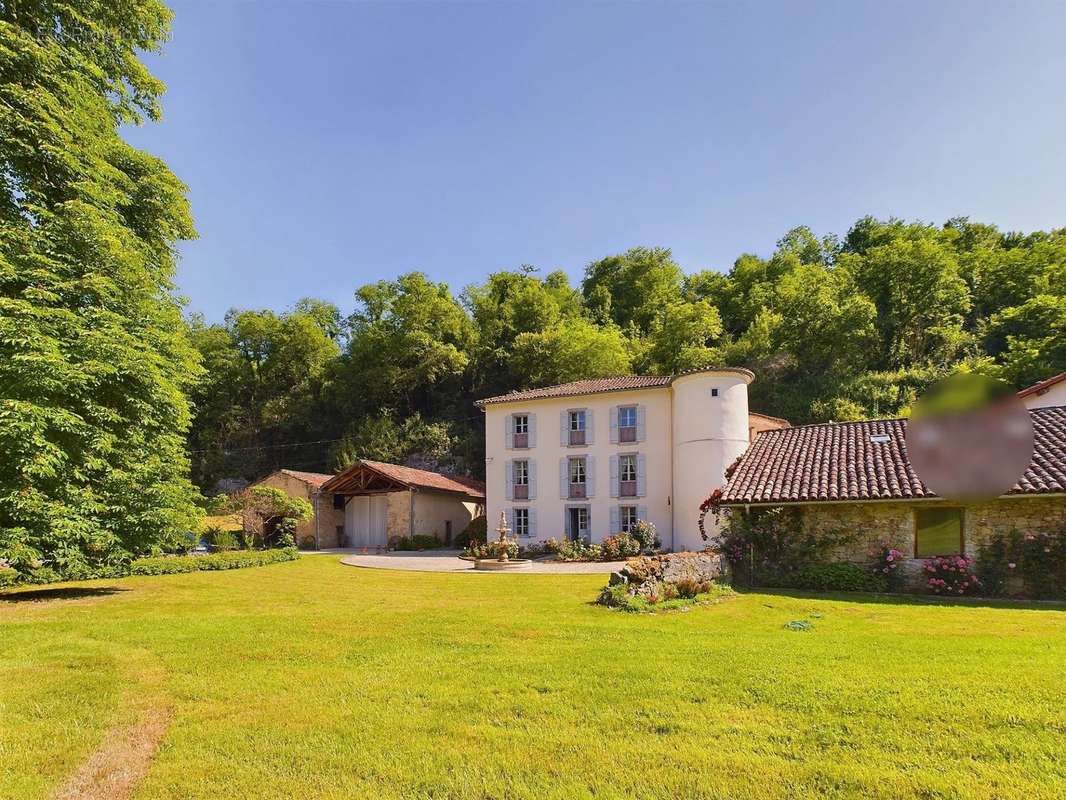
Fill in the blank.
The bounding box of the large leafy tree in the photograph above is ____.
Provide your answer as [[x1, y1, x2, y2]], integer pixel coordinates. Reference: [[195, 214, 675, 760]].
[[463, 269, 582, 397], [0, 0, 201, 577], [582, 246, 684, 332], [186, 303, 341, 487]]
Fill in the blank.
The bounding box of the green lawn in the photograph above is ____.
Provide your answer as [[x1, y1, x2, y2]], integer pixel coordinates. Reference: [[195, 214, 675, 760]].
[[2, 557, 1065, 800]]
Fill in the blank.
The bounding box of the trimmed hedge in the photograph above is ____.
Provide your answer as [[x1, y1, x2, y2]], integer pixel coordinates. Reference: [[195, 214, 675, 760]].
[[131, 548, 298, 576], [789, 562, 888, 593]]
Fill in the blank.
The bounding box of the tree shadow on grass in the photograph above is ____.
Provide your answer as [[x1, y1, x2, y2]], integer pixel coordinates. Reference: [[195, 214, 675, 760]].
[[732, 585, 1066, 611], [0, 586, 131, 603]]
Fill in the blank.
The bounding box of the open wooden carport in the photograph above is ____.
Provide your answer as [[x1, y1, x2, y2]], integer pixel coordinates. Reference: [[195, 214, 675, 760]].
[[320, 459, 485, 549]]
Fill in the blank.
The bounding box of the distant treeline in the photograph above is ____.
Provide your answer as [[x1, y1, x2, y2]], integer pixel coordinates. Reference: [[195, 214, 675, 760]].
[[187, 217, 1066, 488]]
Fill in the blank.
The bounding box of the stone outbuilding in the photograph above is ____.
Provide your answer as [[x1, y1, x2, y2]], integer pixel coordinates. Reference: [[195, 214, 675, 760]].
[[251, 469, 345, 549], [320, 460, 485, 549], [719, 405, 1065, 591]]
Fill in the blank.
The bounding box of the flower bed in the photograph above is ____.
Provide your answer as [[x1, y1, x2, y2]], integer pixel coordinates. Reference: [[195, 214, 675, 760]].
[[598, 580, 733, 613], [923, 555, 981, 596], [600, 551, 730, 611]]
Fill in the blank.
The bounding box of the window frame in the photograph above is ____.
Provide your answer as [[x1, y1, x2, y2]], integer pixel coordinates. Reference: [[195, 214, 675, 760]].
[[914, 507, 964, 558], [569, 409, 586, 432], [514, 507, 529, 538], [513, 459, 529, 486], [619, 453, 637, 482], [620, 505, 638, 533], [569, 457, 586, 485], [513, 414, 529, 435]]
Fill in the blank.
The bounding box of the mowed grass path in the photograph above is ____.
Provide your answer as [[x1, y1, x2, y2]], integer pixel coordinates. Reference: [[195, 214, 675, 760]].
[[2, 557, 1065, 800]]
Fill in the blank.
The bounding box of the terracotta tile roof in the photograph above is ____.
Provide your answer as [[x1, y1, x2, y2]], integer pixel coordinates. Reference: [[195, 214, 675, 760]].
[[345, 459, 485, 499], [475, 367, 754, 406], [1018, 371, 1066, 398], [721, 406, 1066, 505], [748, 411, 791, 426], [276, 469, 335, 488]]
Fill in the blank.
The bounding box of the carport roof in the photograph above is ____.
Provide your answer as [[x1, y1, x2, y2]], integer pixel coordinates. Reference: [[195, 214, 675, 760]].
[[321, 459, 485, 500]]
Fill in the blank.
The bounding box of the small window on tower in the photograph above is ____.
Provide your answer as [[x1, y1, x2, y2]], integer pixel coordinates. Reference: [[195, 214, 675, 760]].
[[711, 388, 719, 397]]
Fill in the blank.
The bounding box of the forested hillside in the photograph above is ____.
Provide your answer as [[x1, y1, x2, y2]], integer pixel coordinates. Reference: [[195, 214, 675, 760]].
[[187, 217, 1066, 488]]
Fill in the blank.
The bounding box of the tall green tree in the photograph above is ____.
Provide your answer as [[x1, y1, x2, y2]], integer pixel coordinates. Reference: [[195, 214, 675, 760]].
[[0, 0, 201, 577], [510, 318, 632, 387], [186, 303, 341, 487], [582, 246, 684, 332]]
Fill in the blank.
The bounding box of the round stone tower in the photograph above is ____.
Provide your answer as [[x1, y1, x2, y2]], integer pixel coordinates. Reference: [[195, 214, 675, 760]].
[[670, 368, 753, 552]]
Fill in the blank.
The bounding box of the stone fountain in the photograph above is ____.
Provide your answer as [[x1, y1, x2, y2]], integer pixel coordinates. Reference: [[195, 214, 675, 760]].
[[473, 511, 532, 571]]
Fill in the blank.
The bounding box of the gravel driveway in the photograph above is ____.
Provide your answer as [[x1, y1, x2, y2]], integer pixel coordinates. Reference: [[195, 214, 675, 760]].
[[337, 550, 622, 574]]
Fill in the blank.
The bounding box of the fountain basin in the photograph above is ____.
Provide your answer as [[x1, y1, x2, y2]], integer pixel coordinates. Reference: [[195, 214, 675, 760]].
[[474, 559, 532, 571]]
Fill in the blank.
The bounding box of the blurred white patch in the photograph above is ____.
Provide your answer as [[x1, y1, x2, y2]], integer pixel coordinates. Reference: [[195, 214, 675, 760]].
[[906, 374, 1034, 502]]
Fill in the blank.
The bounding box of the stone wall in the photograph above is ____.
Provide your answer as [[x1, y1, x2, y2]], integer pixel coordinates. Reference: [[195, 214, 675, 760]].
[[610, 550, 726, 597], [256, 472, 345, 549], [793, 496, 1065, 590]]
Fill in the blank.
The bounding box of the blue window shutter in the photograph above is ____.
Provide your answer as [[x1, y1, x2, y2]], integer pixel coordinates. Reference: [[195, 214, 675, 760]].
[[528, 413, 537, 447], [636, 454, 647, 497], [636, 405, 646, 442], [505, 460, 513, 500], [528, 459, 537, 499], [505, 415, 513, 449]]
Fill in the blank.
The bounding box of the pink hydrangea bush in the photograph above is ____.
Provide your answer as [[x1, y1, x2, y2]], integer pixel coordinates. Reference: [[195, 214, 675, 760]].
[[923, 555, 981, 596], [874, 544, 906, 591]]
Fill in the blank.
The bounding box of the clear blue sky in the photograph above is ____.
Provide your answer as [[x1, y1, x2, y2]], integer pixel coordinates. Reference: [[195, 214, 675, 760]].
[[123, 0, 1066, 322]]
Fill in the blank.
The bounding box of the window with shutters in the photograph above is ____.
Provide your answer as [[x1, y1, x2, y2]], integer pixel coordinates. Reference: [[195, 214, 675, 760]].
[[619, 454, 637, 497], [512, 459, 529, 500], [568, 457, 587, 498], [619, 506, 638, 532], [514, 507, 529, 538], [512, 414, 529, 448], [568, 409, 586, 445], [618, 406, 637, 442]]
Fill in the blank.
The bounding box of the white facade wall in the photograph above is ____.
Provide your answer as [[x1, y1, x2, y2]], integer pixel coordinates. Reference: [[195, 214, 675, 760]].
[[485, 388, 674, 546], [483, 369, 752, 551], [671, 371, 752, 552], [1021, 380, 1066, 409]]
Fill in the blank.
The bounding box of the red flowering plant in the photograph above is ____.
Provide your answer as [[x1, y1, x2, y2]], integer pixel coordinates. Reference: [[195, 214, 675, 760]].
[[923, 555, 981, 596], [874, 543, 906, 591], [697, 488, 725, 542]]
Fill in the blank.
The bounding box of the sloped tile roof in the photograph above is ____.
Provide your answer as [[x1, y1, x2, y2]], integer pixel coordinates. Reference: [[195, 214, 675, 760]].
[[329, 459, 485, 499], [721, 406, 1066, 505], [1018, 371, 1066, 398], [277, 469, 335, 488], [474, 367, 754, 406]]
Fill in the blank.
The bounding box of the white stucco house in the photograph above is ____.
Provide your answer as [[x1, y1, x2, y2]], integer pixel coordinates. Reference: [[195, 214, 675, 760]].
[[1019, 371, 1066, 409], [475, 368, 788, 552]]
